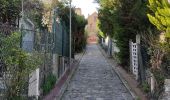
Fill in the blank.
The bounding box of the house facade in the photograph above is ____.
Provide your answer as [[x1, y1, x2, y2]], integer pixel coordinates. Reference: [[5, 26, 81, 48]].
[[86, 12, 98, 43], [75, 8, 82, 16]]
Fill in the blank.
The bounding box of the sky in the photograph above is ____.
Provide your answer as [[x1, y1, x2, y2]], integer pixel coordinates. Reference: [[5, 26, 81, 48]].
[[72, 0, 99, 18]]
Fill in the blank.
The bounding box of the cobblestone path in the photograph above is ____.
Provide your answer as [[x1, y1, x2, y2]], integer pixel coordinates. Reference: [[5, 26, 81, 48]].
[[61, 44, 133, 100]]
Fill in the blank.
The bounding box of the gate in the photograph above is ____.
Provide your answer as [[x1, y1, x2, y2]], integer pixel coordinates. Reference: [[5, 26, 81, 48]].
[[130, 41, 138, 80]]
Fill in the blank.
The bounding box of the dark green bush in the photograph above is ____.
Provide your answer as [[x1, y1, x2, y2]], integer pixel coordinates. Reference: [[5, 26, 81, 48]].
[[151, 69, 165, 98], [142, 82, 150, 93], [152, 69, 165, 89], [42, 74, 57, 95], [162, 52, 170, 78]]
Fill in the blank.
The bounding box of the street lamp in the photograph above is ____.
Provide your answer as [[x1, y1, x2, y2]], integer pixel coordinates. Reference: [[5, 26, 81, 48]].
[[69, 0, 72, 67]]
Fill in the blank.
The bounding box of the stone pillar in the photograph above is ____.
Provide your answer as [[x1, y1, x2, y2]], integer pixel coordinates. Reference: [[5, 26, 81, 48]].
[[52, 54, 59, 78], [151, 73, 155, 94], [28, 68, 40, 99]]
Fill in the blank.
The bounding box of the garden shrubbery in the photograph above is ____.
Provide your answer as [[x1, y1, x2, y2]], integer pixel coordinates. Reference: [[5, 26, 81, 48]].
[[42, 74, 57, 95]]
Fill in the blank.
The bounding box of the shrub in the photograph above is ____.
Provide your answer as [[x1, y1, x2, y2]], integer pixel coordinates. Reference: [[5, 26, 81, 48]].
[[0, 32, 42, 99], [142, 82, 150, 93], [152, 69, 165, 89], [42, 74, 57, 95]]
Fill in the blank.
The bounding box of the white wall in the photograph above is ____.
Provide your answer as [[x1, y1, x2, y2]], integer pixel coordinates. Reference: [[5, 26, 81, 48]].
[[28, 68, 40, 99]]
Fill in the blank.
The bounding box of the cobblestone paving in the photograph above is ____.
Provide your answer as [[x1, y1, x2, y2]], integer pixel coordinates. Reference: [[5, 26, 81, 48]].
[[61, 44, 133, 100]]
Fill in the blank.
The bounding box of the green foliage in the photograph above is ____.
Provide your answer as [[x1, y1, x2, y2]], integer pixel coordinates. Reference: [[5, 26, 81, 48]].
[[141, 23, 170, 98], [162, 52, 170, 77], [42, 74, 57, 95], [0, 32, 42, 99], [57, 3, 87, 34], [0, 0, 45, 28], [151, 69, 165, 98], [152, 69, 165, 88], [24, 0, 44, 28], [97, 0, 150, 68], [74, 15, 87, 52], [147, 0, 170, 38], [136, 97, 141, 100], [141, 82, 150, 93], [0, 0, 21, 25], [98, 0, 120, 37], [56, 2, 87, 53], [97, 20, 105, 38]]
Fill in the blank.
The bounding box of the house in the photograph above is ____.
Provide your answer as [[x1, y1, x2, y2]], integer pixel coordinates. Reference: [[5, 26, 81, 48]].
[[75, 8, 82, 16], [86, 12, 98, 43]]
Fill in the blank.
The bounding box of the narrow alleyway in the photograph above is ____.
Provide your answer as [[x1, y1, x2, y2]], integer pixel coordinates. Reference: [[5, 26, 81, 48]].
[[61, 44, 133, 100]]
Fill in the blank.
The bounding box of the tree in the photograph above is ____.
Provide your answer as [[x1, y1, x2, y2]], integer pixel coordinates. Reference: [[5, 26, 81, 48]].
[[97, 0, 120, 38], [147, 0, 170, 77], [55, 2, 87, 53], [97, 0, 150, 69], [0, 0, 45, 29], [0, 0, 21, 26], [147, 0, 170, 38], [42, 0, 60, 30], [147, 0, 170, 70], [73, 14, 87, 52], [23, 0, 44, 28]]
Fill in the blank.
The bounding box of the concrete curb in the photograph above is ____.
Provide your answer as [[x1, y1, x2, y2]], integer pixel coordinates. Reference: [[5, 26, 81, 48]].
[[111, 67, 137, 99], [98, 45, 137, 100], [57, 50, 86, 100]]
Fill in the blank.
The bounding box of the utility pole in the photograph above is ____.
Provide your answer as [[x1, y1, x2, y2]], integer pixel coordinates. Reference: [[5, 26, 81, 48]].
[[20, 0, 24, 48], [69, 0, 72, 67], [22, 0, 24, 17]]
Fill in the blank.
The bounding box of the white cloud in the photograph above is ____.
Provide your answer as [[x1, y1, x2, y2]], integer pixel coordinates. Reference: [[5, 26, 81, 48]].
[[72, 0, 99, 18]]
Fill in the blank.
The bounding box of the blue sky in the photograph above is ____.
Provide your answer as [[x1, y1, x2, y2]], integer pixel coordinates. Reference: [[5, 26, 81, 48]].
[[72, 0, 99, 18]]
